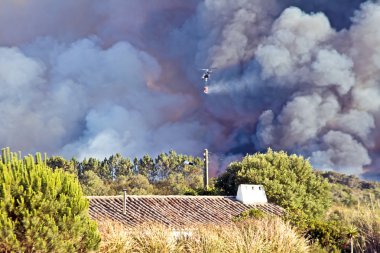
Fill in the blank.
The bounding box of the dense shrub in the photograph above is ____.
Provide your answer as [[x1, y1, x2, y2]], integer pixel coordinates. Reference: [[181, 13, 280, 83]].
[[216, 149, 331, 224], [0, 148, 100, 252], [233, 208, 267, 221], [306, 219, 349, 252]]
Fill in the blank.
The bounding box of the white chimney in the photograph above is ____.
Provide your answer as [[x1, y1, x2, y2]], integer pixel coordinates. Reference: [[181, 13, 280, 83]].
[[236, 184, 268, 204]]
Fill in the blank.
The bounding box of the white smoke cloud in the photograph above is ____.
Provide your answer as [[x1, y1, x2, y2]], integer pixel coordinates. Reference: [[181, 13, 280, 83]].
[[54, 39, 207, 159], [311, 131, 371, 174], [348, 2, 380, 115], [329, 110, 375, 144], [256, 7, 334, 85], [0, 35, 206, 159], [194, 0, 280, 68], [247, 3, 380, 175], [278, 93, 340, 147], [0, 46, 63, 152], [310, 49, 355, 95], [256, 93, 340, 147]]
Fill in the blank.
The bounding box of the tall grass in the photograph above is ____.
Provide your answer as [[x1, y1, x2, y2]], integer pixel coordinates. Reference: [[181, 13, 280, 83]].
[[97, 217, 309, 253], [96, 220, 134, 253], [328, 201, 380, 252]]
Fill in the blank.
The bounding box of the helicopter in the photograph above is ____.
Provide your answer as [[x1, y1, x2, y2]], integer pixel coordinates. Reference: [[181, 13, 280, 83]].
[[200, 68, 215, 94]]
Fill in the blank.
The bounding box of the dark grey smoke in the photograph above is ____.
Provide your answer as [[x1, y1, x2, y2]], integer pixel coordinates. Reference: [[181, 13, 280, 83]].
[[0, 0, 379, 177]]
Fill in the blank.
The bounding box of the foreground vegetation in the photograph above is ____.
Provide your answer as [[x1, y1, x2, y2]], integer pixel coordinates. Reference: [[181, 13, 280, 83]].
[[324, 204, 380, 252], [2, 146, 380, 252], [97, 218, 310, 253], [0, 148, 100, 252]]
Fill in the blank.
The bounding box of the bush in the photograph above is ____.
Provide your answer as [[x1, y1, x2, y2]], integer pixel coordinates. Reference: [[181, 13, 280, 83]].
[[233, 208, 267, 222], [306, 219, 349, 252], [0, 148, 100, 252], [216, 149, 331, 225]]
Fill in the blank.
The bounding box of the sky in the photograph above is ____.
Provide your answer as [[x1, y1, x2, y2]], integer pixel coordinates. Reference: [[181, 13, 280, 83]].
[[1, 0, 380, 178]]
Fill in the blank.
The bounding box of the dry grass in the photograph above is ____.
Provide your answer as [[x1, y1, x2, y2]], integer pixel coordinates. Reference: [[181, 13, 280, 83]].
[[96, 218, 310, 253], [328, 201, 380, 252], [96, 220, 134, 253]]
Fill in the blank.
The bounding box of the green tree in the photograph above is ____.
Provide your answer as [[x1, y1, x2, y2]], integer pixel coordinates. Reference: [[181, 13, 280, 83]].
[[216, 149, 331, 223], [111, 154, 133, 179], [137, 154, 155, 178], [101, 153, 133, 181], [151, 151, 204, 194], [181, 162, 203, 190], [80, 170, 113, 196], [46, 156, 77, 174], [154, 151, 182, 182], [113, 175, 154, 195], [0, 148, 100, 252], [80, 157, 101, 179], [155, 173, 192, 195]]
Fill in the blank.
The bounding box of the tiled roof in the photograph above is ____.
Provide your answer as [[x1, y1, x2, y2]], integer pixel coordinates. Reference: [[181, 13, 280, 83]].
[[88, 195, 284, 227]]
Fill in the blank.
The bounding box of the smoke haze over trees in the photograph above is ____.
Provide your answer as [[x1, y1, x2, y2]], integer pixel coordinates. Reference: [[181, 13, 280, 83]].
[[1, 0, 380, 177]]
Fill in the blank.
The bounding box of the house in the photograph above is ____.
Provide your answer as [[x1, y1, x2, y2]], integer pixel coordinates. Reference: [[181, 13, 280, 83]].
[[88, 184, 284, 227]]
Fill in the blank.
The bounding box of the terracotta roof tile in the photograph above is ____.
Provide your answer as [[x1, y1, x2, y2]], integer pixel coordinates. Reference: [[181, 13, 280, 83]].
[[88, 195, 284, 227]]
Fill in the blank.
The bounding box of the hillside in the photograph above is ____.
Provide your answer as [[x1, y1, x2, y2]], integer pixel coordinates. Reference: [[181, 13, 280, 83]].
[[317, 170, 380, 207]]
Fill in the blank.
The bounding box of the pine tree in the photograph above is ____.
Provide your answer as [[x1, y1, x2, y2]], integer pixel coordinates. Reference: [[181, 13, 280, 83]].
[[0, 148, 100, 252]]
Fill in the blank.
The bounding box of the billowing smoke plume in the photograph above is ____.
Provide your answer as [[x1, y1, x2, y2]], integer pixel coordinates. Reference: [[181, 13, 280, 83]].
[[1, 0, 380, 177]]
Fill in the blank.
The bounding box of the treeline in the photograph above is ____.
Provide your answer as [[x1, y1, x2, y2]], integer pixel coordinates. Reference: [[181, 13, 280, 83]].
[[46, 150, 206, 196], [319, 170, 379, 190]]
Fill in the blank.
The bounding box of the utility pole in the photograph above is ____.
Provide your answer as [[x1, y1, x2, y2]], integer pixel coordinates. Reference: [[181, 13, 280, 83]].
[[203, 149, 209, 191]]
